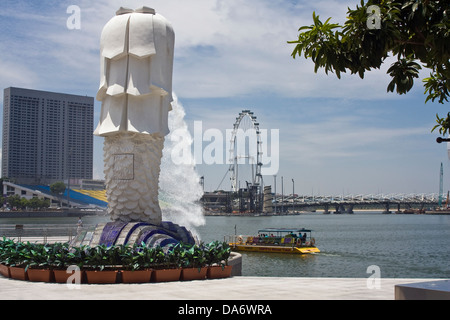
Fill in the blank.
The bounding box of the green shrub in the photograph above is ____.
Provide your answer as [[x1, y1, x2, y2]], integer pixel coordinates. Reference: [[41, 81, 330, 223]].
[[0, 238, 231, 271]]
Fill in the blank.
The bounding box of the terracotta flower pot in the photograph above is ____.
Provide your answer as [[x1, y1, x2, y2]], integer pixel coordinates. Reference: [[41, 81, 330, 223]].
[[85, 270, 118, 284], [27, 268, 53, 282], [53, 269, 84, 284], [207, 265, 232, 279], [151, 268, 181, 282], [9, 266, 28, 281], [0, 264, 10, 278], [181, 268, 208, 281], [121, 269, 152, 283]]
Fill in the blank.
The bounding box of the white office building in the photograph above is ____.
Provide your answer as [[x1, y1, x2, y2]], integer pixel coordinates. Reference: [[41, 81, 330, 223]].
[[2, 87, 94, 185]]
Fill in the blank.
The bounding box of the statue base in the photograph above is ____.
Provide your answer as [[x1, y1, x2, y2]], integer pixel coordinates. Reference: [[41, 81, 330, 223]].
[[71, 220, 197, 249]]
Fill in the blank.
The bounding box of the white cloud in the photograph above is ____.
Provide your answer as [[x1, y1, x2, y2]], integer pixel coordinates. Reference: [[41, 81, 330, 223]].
[[282, 120, 429, 164], [0, 59, 39, 90], [0, 0, 424, 100]]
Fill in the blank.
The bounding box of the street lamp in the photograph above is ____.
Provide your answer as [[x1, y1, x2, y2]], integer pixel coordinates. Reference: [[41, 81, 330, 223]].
[[281, 176, 284, 214], [200, 176, 204, 191], [292, 178, 295, 213], [273, 175, 277, 214], [437, 137, 450, 143], [436, 137, 450, 161]]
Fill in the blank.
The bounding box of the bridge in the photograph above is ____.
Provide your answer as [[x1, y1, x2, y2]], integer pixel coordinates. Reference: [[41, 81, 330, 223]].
[[274, 193, 440, 214], [201, 192, 441, 214]]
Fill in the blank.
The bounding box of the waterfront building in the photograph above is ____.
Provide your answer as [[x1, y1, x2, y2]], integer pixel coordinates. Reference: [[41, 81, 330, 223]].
[[2, 87, 94, 185], [1, 181, 107, 209]]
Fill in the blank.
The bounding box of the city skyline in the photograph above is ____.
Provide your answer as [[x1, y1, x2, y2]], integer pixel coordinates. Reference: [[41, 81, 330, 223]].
[[0, 1, 448, 195]]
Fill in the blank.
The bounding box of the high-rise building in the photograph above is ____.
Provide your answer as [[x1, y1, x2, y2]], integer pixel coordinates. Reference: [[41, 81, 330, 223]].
[[2, 87, 94, 185]]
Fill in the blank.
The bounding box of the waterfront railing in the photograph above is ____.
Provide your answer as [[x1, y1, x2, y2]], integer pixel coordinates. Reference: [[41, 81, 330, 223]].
[[0, 224, 96, 243]]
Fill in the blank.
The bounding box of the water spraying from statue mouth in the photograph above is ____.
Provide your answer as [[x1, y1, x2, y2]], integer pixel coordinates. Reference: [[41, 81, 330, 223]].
[[160, 93, 206, 239]]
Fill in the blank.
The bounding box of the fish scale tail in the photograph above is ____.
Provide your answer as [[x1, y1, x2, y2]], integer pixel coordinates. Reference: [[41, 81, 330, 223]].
[[103, 132, 164, 224]]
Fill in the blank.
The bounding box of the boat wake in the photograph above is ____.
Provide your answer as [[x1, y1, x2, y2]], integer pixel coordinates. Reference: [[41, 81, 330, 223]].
[[317, 252, 340, 257]]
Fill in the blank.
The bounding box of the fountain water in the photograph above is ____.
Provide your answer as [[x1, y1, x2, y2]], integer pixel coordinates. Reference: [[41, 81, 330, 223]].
[[160, 94, 206, 238]]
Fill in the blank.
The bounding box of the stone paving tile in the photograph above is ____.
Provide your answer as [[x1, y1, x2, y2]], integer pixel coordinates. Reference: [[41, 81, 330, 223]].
[[0, 276, 443, 300]]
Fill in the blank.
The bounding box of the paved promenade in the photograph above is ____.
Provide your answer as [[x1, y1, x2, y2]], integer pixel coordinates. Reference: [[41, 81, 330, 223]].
[[0, 275, 441, 300]]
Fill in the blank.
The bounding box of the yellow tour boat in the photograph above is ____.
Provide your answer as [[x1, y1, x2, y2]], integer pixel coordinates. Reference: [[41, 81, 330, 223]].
[[228, 228, 320, 254]]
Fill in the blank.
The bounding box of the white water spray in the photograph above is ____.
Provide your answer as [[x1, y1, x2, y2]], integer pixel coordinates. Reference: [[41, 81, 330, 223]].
[[159, 93, 205, 237]]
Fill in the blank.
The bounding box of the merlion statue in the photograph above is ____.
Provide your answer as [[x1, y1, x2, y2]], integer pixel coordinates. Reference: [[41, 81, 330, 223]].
[[94, 6, 174, 225], [70, 7, 196, 249]]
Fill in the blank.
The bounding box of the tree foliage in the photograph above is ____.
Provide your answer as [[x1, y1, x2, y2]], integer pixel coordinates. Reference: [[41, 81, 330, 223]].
[[5, 195, 50, 210], [289, 0, 450, 133], [50, 182, 66, 196]]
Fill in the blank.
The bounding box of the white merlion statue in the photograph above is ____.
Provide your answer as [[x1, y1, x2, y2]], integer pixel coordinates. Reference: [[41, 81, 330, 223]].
[[94, 7, 174, 225], [70, 7, 195, 249]]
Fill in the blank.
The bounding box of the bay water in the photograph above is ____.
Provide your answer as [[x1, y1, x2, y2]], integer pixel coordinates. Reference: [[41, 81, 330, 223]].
[[197, 212, 450, 279]]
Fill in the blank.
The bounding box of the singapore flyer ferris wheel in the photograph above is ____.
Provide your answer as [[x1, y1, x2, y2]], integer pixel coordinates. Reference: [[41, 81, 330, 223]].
[[228, 109, 263, 192]]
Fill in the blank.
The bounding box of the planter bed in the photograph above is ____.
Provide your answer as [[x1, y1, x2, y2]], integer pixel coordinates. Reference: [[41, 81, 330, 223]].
[[27, 268, 53, 282], [85, 270, 119, 284], [0, 266, 232, 283], [207, 265, 233, 279], [53, 269, 85, 284], [0, 264, 10, 278], [181, 267, 208, 281], [9, 266, 28, 281], [151, 268, 182, 282], [0, 239, 233, 283], [120, 269, 152, 283]]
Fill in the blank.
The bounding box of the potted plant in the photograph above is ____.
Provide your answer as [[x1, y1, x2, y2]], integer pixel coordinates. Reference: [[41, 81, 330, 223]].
[[205, 241, 232, 279], [0, 240, 50, 281], [6, 241, 29, 281], [180, 243, 207, 281], [24, 242, 53, 282], [49, 242, 85, 283], [151, 246, 181, 282], [0, 237, 14, 278], [83, 244, 119, 284], [50, 242, 70, 282], [120, 243, 153, 283]]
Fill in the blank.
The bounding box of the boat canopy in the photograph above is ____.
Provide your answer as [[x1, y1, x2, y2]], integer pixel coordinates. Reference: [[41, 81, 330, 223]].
[[258, 228, 313, 234]]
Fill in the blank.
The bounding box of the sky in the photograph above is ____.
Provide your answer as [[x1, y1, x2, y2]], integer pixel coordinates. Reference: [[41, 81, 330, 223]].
[[0, 0, 448, 196]]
